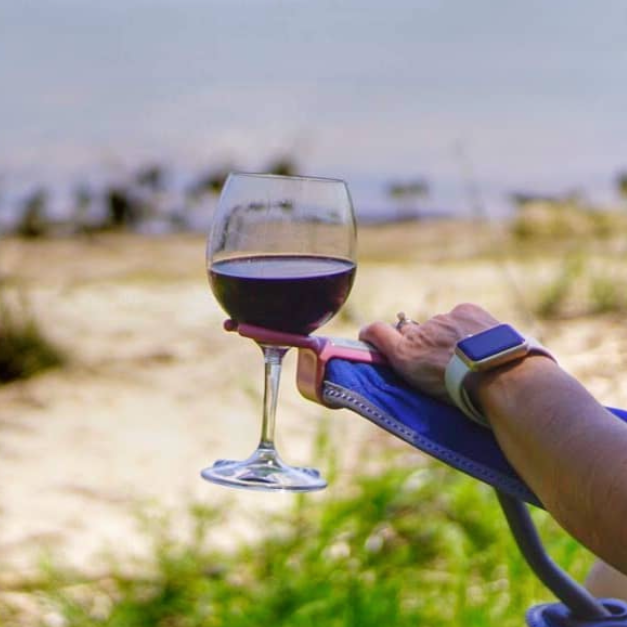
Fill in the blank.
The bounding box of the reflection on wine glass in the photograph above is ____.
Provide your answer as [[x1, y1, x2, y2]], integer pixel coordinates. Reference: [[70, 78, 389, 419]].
[[202, 172, 357, 491]]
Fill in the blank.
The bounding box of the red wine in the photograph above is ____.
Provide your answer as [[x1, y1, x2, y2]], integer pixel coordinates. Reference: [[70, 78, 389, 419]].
[[209, 255, 356, 335]]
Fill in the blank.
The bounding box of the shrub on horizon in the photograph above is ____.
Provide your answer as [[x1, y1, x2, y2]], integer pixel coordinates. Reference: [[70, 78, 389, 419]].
[[16, 188, 51, 238]]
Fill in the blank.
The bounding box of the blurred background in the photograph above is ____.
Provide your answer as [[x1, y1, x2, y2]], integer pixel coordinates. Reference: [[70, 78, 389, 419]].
[[2, 0, 627, 231], [1, 1, 627, 625]]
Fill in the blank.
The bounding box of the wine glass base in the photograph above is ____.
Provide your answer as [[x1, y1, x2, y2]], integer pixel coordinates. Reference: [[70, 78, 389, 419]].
[[201, 447, 327, 492]]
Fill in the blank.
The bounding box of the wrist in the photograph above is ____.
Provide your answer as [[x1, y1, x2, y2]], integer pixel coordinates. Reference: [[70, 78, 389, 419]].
[[474, 355, 561, 423]]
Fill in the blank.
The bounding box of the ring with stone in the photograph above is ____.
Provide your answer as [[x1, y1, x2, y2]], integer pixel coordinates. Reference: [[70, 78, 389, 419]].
[[395, 311, 417, 331]]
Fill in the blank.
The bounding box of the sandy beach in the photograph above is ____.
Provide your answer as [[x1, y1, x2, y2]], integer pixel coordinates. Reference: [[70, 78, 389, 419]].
[[1, 224, 626, 580]]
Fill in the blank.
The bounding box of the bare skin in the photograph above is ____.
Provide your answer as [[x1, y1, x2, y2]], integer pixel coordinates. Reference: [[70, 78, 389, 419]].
[[360, 303, 627, 576]]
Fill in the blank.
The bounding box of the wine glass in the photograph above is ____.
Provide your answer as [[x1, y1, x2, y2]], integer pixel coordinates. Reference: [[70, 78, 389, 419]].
[[201, 172, 357, 491]]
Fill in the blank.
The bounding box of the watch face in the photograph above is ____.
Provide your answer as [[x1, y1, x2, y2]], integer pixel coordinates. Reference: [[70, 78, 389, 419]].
[[457, 324, 525, 362]]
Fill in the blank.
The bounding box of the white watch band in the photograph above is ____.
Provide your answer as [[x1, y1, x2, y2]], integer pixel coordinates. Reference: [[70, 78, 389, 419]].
[[445, 336, 556, 428], [445, 353, 488, 425]]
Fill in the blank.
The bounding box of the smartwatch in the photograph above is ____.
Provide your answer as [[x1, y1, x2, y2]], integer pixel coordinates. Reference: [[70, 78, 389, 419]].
[[445, 324, 556, 427]]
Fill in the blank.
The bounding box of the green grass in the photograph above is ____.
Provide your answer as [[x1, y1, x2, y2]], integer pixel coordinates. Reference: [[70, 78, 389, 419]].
[[533, 252, 627, 320], [535, 254, 585, 319], [23, 456, 593, 627], [589, 273, 627, 315], [0, 288, 66, 383]]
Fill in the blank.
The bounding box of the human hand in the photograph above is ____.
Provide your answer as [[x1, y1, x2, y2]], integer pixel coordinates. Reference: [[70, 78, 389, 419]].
[[358, 303, 500, 403]]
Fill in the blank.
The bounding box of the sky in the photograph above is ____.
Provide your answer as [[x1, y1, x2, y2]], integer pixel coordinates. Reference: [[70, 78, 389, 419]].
[[1, 0, 627, 217]]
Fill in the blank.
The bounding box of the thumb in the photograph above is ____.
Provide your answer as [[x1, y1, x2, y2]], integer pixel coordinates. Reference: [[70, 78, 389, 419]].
[[359, 322, 403, 358]]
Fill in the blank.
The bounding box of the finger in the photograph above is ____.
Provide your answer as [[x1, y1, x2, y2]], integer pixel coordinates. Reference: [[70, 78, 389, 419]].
[[359, 321, 403, 357]]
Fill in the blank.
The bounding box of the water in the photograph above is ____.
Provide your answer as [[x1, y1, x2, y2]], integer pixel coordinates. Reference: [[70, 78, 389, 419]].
[[1, 0, 627, 224]]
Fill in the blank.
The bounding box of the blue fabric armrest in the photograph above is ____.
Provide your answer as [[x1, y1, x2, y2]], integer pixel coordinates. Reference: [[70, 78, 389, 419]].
[[322, 360, 627, 509]]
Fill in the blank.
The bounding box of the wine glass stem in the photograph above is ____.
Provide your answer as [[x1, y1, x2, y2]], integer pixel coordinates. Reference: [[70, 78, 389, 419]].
[[259, 344, 288, 451]]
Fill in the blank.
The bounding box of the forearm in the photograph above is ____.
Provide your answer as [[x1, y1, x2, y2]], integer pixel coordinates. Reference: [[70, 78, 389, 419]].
[[478, 357, 627, 573]]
